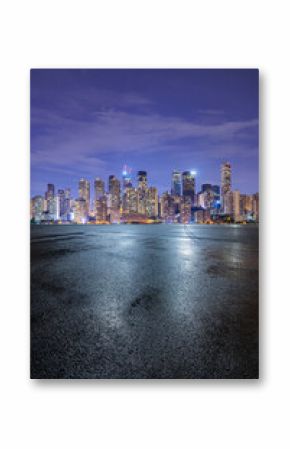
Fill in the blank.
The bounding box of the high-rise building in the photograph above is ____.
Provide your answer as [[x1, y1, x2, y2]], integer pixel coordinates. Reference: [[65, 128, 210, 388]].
[[252, 192, 259, 222], [64, 188, 71, 219], [171, 170, 182, 196], [108, 175, 121, 222], [221, 162, 232, 211], [232, 190, 241, 222], [122, 165, 133, 191], [94, 178, 106, 221], [160, 192, 177, 222], [146, 187, 158, 218], [136, 171, 148, 215], [45, 183, 55, 217], [57, 189, 66, 219], [78, 178, 90, 215], [94, 178, 104, 200], [199, 184, 220, 210], [223, 191, 233, 215], [137, 171, 147, 190], [95, 196, 107, 222], [182, 171, 195, 204], [31, 195, 44, 222], [180, 196, 192, 223], [74, 198, 87, 224], [123, 187, 138, 214]]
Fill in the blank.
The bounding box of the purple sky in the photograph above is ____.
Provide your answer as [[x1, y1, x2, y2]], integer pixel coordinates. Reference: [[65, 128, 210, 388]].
[[31, 69, 258, 197]]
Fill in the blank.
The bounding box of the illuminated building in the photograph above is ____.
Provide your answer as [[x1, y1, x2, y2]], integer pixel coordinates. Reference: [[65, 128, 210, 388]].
[[57, 189, 66, 219], [74, 198, 87, 223], [252, 193, 259, 222], [78, 178, 90, 215], [108, 175, 121, 223], [64, 188, 71, 219], [126, 188, 138, 214], [194, 209, 211, 224], [45, 183, 55, 218], [180, 196, 192, 223], [232, 190, 241, 222], [137, 171, 148, 215], [137, 171, 147, 189], [171, 170, 182, 196], [95, 195, 107, 222], [122, 165, 133, 191], [198, 184, 221, 211], [94, 178, 105, 216], [160, 192, 177, 222], [31, 195, 44, 222], [146, 187, 158, 218], [221, 162, 231, 211], [223, 191, 233, 215], [94, 178, 104, 199], [182, 171, 195, 204]]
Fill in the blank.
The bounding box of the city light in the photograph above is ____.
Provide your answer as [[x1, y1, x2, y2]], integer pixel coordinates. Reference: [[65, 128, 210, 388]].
[[30, 163, 259, 225]]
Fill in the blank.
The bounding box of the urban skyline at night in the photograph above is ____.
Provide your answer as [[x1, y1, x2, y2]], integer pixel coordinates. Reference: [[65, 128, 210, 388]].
[[30, 162, 259, 224], [31, 69, 259, 198]]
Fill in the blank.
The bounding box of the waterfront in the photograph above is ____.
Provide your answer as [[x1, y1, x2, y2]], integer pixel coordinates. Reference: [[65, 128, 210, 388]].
[[31, 224, 259, 379]]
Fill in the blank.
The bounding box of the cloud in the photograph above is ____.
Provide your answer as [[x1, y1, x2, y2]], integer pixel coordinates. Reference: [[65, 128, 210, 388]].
[[31, 105, 257, 168]]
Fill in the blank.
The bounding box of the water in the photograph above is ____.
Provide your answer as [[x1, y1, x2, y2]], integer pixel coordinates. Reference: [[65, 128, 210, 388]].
[[31, 224, 259, 379]]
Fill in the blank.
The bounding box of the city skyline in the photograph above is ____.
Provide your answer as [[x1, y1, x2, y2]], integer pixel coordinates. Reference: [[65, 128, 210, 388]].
[[30, 162, 259, 224], [31, 69, 259, 197]]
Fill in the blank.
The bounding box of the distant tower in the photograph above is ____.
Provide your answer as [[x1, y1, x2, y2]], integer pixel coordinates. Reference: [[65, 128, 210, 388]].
[[146, 187, 158, 218], [221, 162, 231, 196], [57, 189, 66, 219], [78, 178, 90, 214], [122, 165, 133, 191], [137, 171, 148, 215], [45, 184, 55, 218], [221, 162, 232, 211], [137, 171, 148, 190], [94, 178, 106, 219], [108, 175, 121, 222], [182, 171, 196, 204], [94, 178, 105, 200], [171, 170, 182, 196]]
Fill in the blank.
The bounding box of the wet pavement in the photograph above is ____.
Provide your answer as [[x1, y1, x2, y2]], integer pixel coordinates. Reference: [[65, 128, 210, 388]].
[[31, 224, 259, 379]]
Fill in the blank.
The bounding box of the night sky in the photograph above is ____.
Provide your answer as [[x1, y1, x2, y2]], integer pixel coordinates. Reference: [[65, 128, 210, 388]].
[[31, 69, 258, 197]]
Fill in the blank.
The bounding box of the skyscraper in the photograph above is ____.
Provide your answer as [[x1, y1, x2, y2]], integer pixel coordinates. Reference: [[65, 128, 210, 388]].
[[137, 171, 147, 190], [232, 190, 241, 222], [108, 175, 121, 222], [171, 170, 182, 196], [74, 198, 87, 224], [146, 187, 158, 218], [78, 178, 90, 214], [182, 171, 195, 204], [137, 171, 148, 215], [94, 178, 106, 221], [94, 178, 104, 200], [252, 193, 259, 222], [160, 192, 176, 222], [122, 165, 133, 191], [221, 162, 231, 204], [223, 191, 233, 215], [180, 196, 192, 224], [199, 184, 220, 210], [64, 188, 71, 219], [31, 195, 44, 222], [45, 183, 55, 217], [57, 189, 66, 219]]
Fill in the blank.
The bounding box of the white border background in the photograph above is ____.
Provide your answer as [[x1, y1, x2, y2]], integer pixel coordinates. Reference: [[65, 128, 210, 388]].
[[1, 1, 289, 448]]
